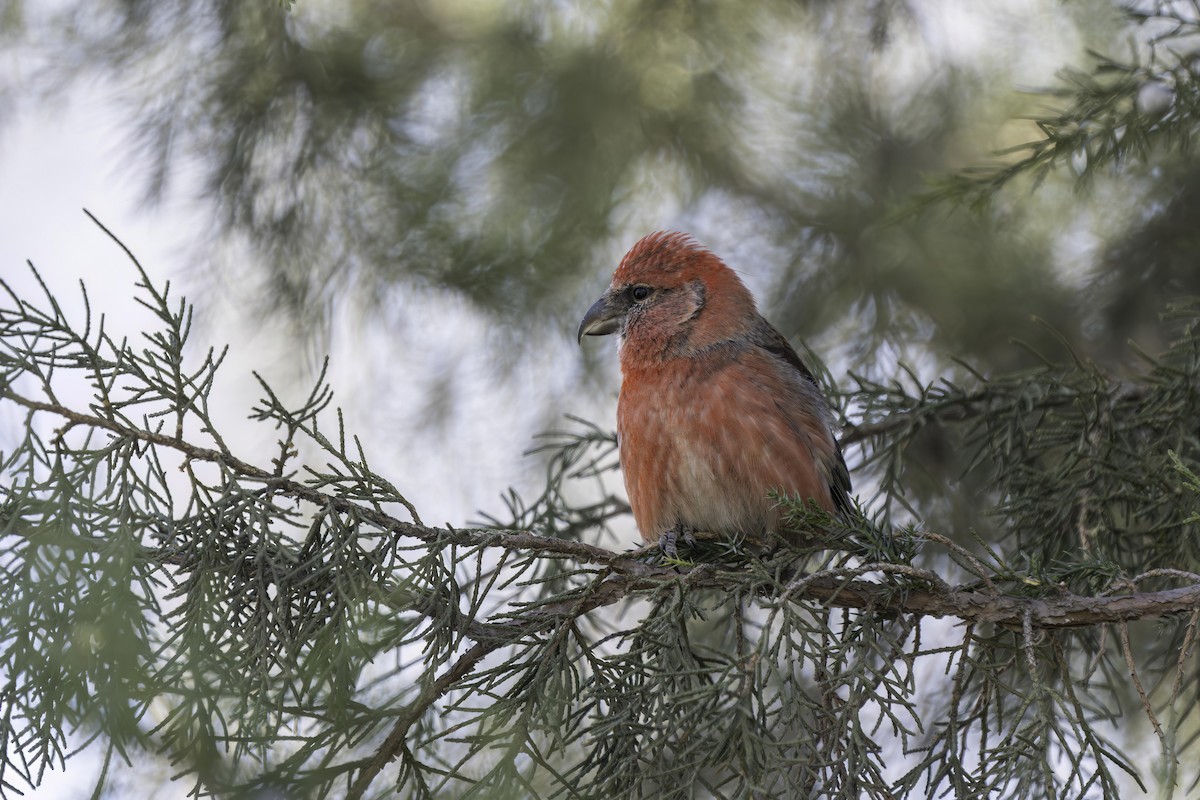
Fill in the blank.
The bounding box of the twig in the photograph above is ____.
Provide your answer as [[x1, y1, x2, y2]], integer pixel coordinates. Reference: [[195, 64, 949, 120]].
[[345, 568, 622, 798], [345, 638, 497, 800], [1119, 621, 1167, 747]]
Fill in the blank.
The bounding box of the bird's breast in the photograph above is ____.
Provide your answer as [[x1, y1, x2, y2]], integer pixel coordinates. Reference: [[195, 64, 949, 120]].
[[617, 356, 834, 542]]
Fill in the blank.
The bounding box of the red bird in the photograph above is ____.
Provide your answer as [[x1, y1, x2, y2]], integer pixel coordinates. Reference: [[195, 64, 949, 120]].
[[578, 231, 851, 555]]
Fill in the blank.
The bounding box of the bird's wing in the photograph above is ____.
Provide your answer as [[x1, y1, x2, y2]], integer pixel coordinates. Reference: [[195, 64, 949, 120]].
[[827, 442, 855, 517], [750, 321, 823, 390], [749, 320, 854, 517]]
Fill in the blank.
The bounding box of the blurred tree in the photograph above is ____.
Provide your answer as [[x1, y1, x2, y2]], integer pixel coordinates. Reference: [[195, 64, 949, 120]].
[[3, 0, 1200, 797], [0, 0, 1160, 365]]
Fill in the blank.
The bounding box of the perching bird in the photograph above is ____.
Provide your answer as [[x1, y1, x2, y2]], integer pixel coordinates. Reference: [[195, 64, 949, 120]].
[[577, 231, 851, 555]]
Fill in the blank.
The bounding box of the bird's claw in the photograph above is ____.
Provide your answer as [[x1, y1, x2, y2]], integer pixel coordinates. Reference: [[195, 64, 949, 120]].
[[659, 525, 697, 560]]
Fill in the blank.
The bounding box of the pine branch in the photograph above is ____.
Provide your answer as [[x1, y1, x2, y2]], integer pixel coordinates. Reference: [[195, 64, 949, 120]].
[[7, 385, 1200, 635], [0, 388, 651, 576]]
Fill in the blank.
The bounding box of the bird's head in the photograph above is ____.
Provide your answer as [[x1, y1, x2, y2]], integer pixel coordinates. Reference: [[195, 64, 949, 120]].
[[577, 231, 758, 363]]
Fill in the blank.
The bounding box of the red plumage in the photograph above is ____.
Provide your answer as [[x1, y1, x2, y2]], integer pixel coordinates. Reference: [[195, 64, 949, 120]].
[[578, 232, 851, 551]]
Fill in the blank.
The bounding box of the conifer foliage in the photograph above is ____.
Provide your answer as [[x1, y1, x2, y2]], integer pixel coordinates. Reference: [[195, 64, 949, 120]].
[[1, 218, 1199, 797]]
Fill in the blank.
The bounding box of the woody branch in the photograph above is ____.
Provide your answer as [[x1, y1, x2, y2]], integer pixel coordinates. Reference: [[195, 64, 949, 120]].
[[5, 388, 1200, 631]]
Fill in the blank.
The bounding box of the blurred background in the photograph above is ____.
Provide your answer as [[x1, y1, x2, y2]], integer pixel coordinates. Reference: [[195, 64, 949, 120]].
[[1, 0, 1197, 793]]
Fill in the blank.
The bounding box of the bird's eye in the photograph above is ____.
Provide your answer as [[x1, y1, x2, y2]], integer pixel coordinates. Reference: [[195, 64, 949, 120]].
[[630, 285, 652, 302]]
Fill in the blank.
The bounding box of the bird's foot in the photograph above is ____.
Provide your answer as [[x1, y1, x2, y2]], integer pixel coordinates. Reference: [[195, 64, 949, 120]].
[[658, 525, 698, 560]]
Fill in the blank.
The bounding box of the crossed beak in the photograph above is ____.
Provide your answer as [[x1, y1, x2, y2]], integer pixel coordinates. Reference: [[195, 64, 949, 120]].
[[577, 293, 624, 343]]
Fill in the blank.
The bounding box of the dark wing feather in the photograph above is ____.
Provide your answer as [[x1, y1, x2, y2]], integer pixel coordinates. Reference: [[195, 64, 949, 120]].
[[828, 446, 855, 517], [752, 321, 823, 390], [751, 319, 854, 517]]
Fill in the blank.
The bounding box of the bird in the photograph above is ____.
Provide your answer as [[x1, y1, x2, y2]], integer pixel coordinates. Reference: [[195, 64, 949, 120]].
[[577, 231, 851, 556]]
